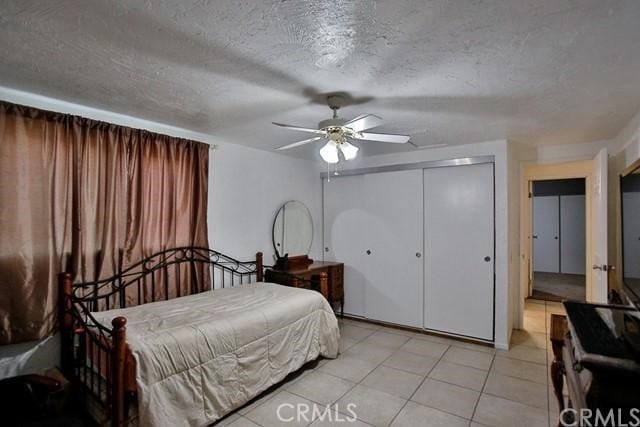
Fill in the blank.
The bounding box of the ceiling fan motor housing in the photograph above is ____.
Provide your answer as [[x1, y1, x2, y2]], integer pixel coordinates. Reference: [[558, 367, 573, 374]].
[[318, 117, 347, 129]]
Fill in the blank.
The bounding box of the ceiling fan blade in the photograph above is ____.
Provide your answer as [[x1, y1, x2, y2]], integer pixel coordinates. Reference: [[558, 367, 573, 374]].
[[411, 143, 448, 150], [354, 132, 411, 144], [272, 122, 324, 134], [276, 136, 323, 150], [343, 114, 384, 132]]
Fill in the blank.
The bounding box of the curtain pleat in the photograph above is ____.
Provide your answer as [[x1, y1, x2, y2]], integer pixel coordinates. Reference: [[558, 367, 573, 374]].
[[0, 101, 209, 344]]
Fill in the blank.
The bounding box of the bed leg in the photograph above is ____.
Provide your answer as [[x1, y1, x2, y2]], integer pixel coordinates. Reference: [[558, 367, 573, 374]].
[[111, 316, 127, 427], [319, 272, 329, 299], [58, 272, 74, 377], [256, 252, 263, 282]]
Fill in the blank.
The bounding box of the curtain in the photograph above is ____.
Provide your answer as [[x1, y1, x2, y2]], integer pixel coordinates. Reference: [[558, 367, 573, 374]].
[[0, 101, 209, 344], [124, 131, 210, 304]]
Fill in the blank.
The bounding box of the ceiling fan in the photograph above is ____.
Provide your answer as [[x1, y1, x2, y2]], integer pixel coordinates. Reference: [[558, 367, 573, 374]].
[[273, 94, 411, 163]]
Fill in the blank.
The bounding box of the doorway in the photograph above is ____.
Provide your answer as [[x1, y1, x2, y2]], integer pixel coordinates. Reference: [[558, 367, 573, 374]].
[[519, 150, 609, 330], [531, 178, 586, 301]]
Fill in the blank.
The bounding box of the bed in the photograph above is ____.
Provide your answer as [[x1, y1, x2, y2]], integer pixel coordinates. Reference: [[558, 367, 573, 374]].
[[58, 247, 340, 427]]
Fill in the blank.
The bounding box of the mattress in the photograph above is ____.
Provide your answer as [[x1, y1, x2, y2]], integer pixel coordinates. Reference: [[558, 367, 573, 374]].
[[91, 282, 340, 427]]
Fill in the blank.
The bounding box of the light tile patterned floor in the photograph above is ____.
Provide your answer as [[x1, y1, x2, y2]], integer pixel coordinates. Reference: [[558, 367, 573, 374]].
[[215, 299, 565, 427]]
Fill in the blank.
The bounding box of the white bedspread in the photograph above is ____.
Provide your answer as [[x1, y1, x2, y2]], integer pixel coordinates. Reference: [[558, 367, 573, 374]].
[[92, 282, 340, 427]]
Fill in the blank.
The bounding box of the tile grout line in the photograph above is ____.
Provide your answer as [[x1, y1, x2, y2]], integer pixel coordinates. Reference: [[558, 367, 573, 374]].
[[246, 309, 555, 426], [326, 331, 413, 425], [244, 322, 376, 426], [469, 350, 496, 424], [384, 343, 455, 426]]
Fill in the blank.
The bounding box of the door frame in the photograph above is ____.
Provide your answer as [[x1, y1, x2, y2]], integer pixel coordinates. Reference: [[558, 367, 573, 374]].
[[519, 160, 594, 321]]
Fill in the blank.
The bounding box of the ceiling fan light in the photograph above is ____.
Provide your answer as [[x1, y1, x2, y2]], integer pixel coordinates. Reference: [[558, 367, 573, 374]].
[[339, 141, 359, 160], [319, 141, 339, 164]]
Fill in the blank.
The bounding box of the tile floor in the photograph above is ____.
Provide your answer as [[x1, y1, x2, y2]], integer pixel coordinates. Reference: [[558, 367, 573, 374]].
[[215, 299, 566, 427]]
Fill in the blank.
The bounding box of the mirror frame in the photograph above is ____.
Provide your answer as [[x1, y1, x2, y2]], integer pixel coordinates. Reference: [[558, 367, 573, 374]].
[[271, 200, 314, 259]]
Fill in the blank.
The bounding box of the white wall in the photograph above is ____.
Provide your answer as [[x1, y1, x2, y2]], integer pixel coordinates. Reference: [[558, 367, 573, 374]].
[[614, 109, 640, 168], [609, 109, 640, 290], [209, 144, 321, 264], [325, 140, 512, 349], [0, 87, 322, 377], [536, 140, 613, 163], [507, 143, 536, 331]]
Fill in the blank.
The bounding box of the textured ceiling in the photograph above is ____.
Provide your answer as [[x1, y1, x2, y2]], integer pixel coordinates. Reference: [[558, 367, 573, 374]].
[[1, 0, 640, 158]]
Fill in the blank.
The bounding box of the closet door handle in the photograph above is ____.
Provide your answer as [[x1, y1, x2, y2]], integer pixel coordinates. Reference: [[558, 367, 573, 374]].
[[554, 236, 559, 240], [484, 256, 491, 262], [366, 250, 372, 255], [415, 252, 422, 258]]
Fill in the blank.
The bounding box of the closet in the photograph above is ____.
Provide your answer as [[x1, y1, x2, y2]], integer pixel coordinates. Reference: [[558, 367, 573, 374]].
[[323, 170, 423, 327], [532, 179, 586, 275], [323, 159, 495, 341]]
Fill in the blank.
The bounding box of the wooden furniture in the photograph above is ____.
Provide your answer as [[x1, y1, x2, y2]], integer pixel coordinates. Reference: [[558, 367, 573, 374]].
[[265, 259, 344, 317], [549, 313, 567, 419], [553, 301, 640, 426], [59, 248, 266, 427]]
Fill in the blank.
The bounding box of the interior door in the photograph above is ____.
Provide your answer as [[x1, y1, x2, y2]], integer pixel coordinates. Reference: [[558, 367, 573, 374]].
[[591, 148, 608, 302], [532, 196, 560, 273], [560, 195, 586, 275], [423, 163, 494, 340], [323, 174, 368, 316], [363, 170, 423, 327]]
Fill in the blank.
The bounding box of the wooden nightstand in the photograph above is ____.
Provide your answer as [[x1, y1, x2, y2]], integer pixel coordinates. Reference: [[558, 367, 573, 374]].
[[265, 261, 344, 316]]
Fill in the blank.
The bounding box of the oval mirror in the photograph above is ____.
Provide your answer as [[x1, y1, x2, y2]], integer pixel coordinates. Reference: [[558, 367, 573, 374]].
[[272, 201, 313, 258]]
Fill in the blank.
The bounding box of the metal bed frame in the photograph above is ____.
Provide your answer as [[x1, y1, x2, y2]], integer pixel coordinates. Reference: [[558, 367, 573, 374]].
[[58, 247, 327, 426]]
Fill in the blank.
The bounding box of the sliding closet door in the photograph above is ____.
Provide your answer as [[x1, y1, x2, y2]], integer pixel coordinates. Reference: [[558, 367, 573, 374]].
[[533, 196, 560, 273], [323, 174, 368, 316], [560, 195, 586, 274], [363, 170, 423, 327], [424, 163, 494, 340]]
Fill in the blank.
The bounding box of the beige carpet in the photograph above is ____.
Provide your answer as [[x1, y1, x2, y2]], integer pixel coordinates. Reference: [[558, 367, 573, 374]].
[[532, 272, 586, 301]]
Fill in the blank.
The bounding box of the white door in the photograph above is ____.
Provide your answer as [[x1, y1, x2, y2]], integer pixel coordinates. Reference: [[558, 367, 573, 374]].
[[533, 196, 560, 273], [560, 195, 586, 275], [623, 191, 640, 279], [591, 148, 608, 302], [323, 174, 368, 316], [423, 163, 494, 340], [363, 170, 423, 327]]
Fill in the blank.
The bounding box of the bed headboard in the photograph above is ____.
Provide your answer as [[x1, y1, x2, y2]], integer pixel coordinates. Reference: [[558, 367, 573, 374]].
[[57, 247, 264, 425], [61, 247, 264, 313]]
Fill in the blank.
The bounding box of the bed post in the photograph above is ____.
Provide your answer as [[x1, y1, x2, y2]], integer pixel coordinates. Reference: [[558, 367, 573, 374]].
[[111, 316, 127, 427], [256, 252, 263, 282], [58, 272, 74, 377], [319, 272, 329, 299]]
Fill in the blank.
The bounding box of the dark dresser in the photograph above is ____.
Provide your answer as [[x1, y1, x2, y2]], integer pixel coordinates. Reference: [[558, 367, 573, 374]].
[[553, 301, 640, 426], [265, 261, 344, 316]]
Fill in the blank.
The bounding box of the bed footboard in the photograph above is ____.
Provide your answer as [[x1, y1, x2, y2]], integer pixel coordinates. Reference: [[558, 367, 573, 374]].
[[59, 248, 265, 427]]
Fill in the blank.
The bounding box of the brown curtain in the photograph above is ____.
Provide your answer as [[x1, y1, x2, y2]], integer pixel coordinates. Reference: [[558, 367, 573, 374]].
[[0, 101, 209, 344], [123, 132, 210, 304]]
